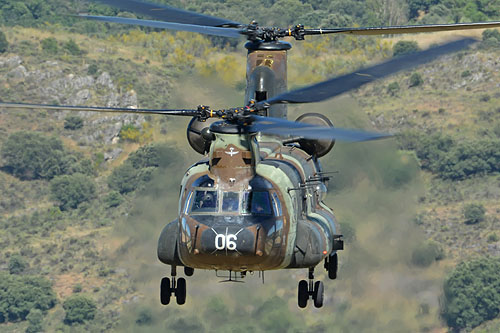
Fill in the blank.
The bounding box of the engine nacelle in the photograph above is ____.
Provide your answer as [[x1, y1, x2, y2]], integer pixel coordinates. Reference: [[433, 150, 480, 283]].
[[295, 113, 335, 158], [187, 117, 217, 154]]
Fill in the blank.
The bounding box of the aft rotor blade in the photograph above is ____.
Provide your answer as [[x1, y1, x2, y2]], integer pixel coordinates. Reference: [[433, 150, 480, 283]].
[[250, 116, 391, 142], [259, 37, 475, 106], [304, 21, 500, 36], [79, 15, 243, 38], [94, 0, 241, 27], [0, 102, 199, 116]]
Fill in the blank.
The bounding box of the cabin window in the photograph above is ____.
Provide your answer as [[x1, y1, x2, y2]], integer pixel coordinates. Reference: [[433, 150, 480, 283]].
[[222, 192, 239, 212], [190, 190, 218, 213]]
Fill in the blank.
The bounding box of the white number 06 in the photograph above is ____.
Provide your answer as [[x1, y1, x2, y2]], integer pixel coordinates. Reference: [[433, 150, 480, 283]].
[[215, 234, 237, 251]]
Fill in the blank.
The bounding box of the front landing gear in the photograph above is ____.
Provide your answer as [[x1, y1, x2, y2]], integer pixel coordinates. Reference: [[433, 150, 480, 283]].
[[160, 266, 187, 305], [297, 267, 324, 308]]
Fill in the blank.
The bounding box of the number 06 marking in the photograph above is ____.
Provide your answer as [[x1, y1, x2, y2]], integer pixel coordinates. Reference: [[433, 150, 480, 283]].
[[215, 234, 238, 250]]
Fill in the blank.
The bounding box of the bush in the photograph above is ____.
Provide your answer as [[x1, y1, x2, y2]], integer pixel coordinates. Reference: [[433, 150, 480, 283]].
[[409, 72, 423, 87], [105, 191, 123, 208], [487, 233, 499, 243], [0, 30, 8, 53], [50, 173, 96, 211], [393, 40, 420, 57], [25, 309, 44, 333], [387, 81, 400, 96], [63, 39, 82, 56], [442, 257, 500, 330], [41, 37, 58, 54], [108, 143, 175, 194], [463, 203, 486, 225], [64, 115, 84, 130], [135, 307, 154, 326], [0, 273, 57, 323], [1, 131, 68, 180], [63, 295, 96, 325], [119, 124, 141, 142], [8, 255, 27, 274], [411, 240, 444, 267]]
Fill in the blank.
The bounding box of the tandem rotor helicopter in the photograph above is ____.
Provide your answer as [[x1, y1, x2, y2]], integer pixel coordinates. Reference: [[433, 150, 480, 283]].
[[2, 0, 500, 309]]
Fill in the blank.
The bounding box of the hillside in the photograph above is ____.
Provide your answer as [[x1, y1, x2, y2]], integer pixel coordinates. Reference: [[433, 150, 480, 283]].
[[0, 3, 499, 333]]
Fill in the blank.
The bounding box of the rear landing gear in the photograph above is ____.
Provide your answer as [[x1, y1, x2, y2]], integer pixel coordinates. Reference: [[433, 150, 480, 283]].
[[160, 266, 188, 305], [297, 267, 324, 308], [324, 252, 338, 280]]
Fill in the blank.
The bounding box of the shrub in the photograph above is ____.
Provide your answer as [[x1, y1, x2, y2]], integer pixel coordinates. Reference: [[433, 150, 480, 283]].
[[108, 143, 175, 194], [25, 309, 44, 333], [393, 40, 420, 57], [87, 63, 99, 76], [442, 257, 500, 330], [105, 191, 123, 208], [0, 30, 8, 53], [411, 240, 444, 267], [63, 39, 82, 56], [487, 233, 499, 243], [135, 307, 154, 326], [41, 37, 58, 54], [119, 124, 141, 142], [8, 255, 27, 274], [50, 173, 96, 211], [463, 203, 486, 225], [387, 81, 400, 96], [409, 72, 423, 87], [64, 115, 84, 130], [63, 295, 96, 325], [1, 131, 67, 180], [0, 273, 57, 323]]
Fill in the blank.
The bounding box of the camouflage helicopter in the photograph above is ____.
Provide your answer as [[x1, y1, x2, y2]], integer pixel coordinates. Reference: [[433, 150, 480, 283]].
[[2, 0, 500, 309]]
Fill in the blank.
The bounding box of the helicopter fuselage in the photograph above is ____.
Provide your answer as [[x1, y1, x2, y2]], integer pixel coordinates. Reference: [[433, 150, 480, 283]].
[[158, 122, 340, 272]]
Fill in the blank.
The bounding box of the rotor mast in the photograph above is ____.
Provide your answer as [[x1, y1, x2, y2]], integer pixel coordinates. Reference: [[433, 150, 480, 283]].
[[244, 41, 291, 119]]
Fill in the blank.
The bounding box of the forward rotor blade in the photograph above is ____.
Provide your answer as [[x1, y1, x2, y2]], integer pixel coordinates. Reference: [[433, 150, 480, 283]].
[[0, 102, 199, 116], [250, 116, 391, 142], [79, 15, 243, 38], [259, 37, 475, 106], [304, 21, 500, 36], [94, 0, 241, 27]]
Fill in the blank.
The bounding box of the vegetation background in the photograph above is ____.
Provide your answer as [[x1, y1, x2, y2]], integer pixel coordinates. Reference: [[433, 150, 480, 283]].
[[0, 0, 499, 332]]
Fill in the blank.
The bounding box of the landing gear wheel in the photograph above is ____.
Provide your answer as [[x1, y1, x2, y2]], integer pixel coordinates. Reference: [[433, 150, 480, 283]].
[[313, 281, 324, 308], [160, 277, 171, 305], [298, 280, 309, 308], [327, 253, 338, 280], [175, 278, 187, 305], [184, 266, 194, 276]]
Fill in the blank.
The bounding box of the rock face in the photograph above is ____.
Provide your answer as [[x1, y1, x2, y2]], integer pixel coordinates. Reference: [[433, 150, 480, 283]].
[[0, 55, 143, 145]]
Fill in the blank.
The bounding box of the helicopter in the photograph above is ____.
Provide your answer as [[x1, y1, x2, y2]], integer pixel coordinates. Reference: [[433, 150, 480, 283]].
[[1, 0, 499, 309]]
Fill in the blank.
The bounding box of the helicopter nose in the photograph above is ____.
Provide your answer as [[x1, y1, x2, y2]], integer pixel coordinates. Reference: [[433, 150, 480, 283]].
[[199, 225, 259, 255]]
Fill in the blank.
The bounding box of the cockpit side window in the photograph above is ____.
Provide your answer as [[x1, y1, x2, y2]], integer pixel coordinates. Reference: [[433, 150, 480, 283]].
[[190, 190, 218, 213], [271, 192, 282, 216], [222, 192, 239, 212]]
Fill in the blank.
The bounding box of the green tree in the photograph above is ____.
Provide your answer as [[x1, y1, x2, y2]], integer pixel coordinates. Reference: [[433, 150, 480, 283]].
[[25, 309, 44, 333], [0, 273, 56, 323], [411, 240, 444, 267], [8, 255, 28, 275], [0, 30, 8, 53], [63, 295, 97, 325], [463, 203, 486, 225], [393, 40, 420, 57], [50, 173, 96, 210], [387, 81, 400, 95], [1, 131, 67, 180], [442, 257, 500, 330], [64, 115, 84, 130]]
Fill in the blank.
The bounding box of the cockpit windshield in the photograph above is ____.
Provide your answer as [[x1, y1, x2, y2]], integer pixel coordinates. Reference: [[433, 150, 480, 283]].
[[222, 192, 239, 212], [242, 191, 273, 215], [188, 189, 276, 216], [191, 190, 218, 213]]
